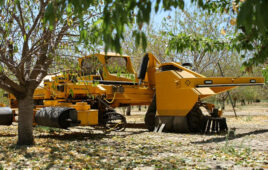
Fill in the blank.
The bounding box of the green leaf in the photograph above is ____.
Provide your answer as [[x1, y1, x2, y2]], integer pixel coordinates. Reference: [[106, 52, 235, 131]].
[[178, 0, 184, 9], [262, 67, 268, 84], [67, 4, 72, 14], [237, 0, 254, 33], [141, 32, 147, 51], [44, 2, 56, 26], [93, 19, 103, 26], [134, 31, 140, 48], [69, 89, 74, 97], [0, 0, 4, 6]]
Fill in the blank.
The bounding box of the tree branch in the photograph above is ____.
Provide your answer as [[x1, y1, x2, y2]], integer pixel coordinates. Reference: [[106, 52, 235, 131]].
[[27, 0, 45, 38], [0, 83, 16, 95], [17, 1, 26, 35], [0, 73, 25, 93]]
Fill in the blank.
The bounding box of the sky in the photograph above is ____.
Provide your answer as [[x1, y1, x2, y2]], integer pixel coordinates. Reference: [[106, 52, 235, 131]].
[[151, 0, 193, 28], [150, 0, 233, 39]]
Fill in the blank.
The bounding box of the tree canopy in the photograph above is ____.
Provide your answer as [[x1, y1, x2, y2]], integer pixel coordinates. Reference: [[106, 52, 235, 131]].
[[0, 0, 101, 145], [43, 0, 267, 78]]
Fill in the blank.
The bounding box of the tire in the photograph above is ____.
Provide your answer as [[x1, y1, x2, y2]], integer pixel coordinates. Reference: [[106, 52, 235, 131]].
[[187, 105, 206, 132], [104, 112, 126, 132], [145, 95, 156, 131]]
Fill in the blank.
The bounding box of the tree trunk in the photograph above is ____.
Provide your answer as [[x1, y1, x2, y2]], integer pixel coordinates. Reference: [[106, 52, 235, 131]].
[[17, 94, 34, 145]]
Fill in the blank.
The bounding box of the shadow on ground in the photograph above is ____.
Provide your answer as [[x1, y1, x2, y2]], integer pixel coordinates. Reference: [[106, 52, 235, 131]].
[[192, 129, 268, 144], [36, 130, 147, 141], [0, 133, 16, 137]]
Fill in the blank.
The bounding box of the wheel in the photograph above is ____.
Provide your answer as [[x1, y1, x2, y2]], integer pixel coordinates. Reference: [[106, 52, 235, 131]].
[[186, 105, 206, 132], [145, 111, 156, 131], [145, 95, 156, 131], [104, 112, 126, 132]]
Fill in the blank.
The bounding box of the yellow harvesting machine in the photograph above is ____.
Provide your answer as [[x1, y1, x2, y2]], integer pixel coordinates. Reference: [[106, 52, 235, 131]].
[[0, 52, 265, 133]]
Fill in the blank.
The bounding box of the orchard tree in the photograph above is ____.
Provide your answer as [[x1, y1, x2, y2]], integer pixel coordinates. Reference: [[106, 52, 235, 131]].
[[92, 0, 268, 79], [0, 0, 101, 145], [162, 8, 235, 74], [121, 22, 171, 71]]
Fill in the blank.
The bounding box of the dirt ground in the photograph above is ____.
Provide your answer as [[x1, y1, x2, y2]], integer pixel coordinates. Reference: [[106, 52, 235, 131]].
[[0, 102, 267, 169]]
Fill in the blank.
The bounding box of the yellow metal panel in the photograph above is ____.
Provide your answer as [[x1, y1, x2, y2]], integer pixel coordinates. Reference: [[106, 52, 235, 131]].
[[57, 103, 72, 107], [155, 71, 198, 116], [159, 62, 206, 78], [77, 111, 88, 125], [88, 110, 98, 125], [72, 102, 98, 126], [178, 70, 196, 78], [210, 86, 235, 94], [44, 100, 59, 106], [180, 77, 264, 88], [73, 102, 91, 111], [147, 53, 161, 88], [77, 110, 98, 125], [195, 87, 215, 98]]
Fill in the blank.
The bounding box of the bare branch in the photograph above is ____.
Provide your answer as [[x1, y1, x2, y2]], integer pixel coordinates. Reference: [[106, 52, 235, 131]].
[[0, 73, 25, 93], [28, 28, 52, 82], [17, 1, 26, 35], [27, 0, 45, 38], [0, 83, 15, 95]]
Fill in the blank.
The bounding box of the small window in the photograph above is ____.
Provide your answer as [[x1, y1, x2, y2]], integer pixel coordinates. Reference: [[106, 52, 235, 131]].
[[81, 56, 102, 75], [105, 56, 128, 74]]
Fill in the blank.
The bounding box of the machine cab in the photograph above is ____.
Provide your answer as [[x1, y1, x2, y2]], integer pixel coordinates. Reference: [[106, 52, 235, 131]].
[[79, 52, 137, 82]]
